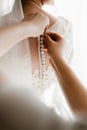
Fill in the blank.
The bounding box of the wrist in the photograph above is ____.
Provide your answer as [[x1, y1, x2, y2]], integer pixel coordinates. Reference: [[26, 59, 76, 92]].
[[51, 52, 63, 61], [51, 53, 64, 65], [21, 21, 33, 38]]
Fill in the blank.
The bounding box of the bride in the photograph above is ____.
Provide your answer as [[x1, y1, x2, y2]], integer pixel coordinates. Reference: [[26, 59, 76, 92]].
[[0, 0, 73, 119]]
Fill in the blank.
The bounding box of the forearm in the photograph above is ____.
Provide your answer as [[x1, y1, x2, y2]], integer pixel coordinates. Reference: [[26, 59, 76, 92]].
[[51, 55, 87, 114], [0, 21, 32, 57]]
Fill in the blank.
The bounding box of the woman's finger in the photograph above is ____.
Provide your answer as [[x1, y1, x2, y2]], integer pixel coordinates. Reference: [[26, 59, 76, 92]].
[[46, 32, 62, 42], [43, 40, 48, 48], [44, 25, 49, 33], [43, 33, 55, 47]]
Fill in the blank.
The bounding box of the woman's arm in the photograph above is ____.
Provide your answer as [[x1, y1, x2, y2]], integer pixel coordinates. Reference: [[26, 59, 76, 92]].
[[52, 55, 87, 115], [0, 13, 49, 57], [44, 33, 87, 115], [0, 22, 30, 57]]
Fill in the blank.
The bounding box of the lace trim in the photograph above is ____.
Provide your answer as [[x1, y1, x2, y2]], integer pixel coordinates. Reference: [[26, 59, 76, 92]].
[[32, 66, 56, 93], [32, 16, 73, 94], [32, 35, 56, 94]]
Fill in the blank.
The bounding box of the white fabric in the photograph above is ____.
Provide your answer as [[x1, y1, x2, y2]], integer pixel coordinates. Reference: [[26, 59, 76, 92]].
[[32, 16, 73, 120], [0, 0, 15, 17], [0, 0, 32, 87], [0, 0, 73, 120]]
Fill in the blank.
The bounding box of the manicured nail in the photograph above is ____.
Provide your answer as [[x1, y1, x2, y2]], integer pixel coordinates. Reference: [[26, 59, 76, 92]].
[[43, 48, 47, 52]]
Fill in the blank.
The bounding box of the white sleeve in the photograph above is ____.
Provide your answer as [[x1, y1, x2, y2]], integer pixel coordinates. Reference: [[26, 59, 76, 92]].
[[48, 16, 73, 63], [56, 17, 73, 62]]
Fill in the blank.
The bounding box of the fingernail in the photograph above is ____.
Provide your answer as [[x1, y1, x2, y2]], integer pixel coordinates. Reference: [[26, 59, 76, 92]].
[[43, 48, 48, 52], [44, 25, 49, 33]]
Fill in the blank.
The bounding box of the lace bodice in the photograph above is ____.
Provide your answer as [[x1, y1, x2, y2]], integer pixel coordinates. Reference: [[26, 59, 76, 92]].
[[32, 16, 73, 95]]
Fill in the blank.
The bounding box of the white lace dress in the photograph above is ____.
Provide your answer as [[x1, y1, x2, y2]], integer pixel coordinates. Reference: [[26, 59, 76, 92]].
[[32, 16, 73, 120], [0, 16, 73, 120]]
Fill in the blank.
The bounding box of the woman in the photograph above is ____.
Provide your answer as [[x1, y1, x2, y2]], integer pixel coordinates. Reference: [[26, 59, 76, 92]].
[[0, 33, 87, 130], [44, 32, 87, 116], [0, 0, 73, 119]]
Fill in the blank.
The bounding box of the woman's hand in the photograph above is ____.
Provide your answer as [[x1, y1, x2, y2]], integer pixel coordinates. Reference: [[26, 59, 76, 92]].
[[44, 33, 87, 116], [0, 13, 49, 57], [23, 13, 49, 37], [44, 32, 64, 59]]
